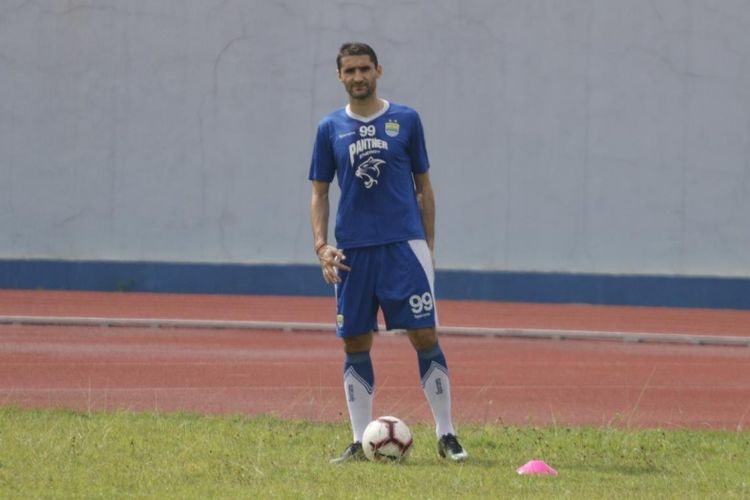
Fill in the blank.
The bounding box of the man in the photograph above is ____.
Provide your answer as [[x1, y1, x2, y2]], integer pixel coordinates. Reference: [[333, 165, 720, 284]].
[[309, 42, 467, 463]]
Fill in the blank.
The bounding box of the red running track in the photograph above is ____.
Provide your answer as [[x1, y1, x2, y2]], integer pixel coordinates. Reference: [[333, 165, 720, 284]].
[[1, 291, 749, 430]]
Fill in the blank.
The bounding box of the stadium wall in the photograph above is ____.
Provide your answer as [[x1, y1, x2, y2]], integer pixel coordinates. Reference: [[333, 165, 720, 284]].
[[1, 1, 749, 308]]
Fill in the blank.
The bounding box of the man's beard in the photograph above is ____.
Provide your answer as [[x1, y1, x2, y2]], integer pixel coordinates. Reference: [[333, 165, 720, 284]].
[[348, 82, 374, 99]]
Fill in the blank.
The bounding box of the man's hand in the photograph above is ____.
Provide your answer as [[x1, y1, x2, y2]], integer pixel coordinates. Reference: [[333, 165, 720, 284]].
[[317, 245, 351, 284]]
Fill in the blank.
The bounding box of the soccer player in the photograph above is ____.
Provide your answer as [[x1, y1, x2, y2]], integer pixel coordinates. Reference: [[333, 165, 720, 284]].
[[309, 42, 468, 463]]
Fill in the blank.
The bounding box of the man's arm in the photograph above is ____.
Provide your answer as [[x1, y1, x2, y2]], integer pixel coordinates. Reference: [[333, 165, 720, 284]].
[[310, 180, 350, 284], [414, 172, 436, 252], [310, 180, 332, 252]]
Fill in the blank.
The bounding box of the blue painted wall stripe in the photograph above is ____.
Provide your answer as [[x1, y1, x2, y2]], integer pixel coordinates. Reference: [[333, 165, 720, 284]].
[[1, 259, 748, 310]]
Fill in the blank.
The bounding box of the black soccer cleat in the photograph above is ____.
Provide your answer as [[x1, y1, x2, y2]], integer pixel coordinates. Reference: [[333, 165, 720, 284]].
[[437, 433, 468, 462], [330, 441, 366, 464]]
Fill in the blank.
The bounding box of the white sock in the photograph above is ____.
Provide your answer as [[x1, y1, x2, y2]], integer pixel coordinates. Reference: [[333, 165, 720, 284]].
[[421, 361, 456, 437], [343, 352, 374, 442]]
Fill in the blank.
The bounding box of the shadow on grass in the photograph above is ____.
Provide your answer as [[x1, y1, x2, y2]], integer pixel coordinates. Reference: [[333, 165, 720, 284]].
[[562, 463, 665, 476], [400, 457, 502, 468]]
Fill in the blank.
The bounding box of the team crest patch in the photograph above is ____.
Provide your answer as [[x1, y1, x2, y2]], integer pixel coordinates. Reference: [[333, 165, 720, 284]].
[[385, 120, 400, 137], [337, 314, 344, 328]]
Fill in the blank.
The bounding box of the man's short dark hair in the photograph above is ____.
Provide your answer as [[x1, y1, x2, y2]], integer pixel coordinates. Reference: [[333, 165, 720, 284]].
[[336, 42, 378, 71]]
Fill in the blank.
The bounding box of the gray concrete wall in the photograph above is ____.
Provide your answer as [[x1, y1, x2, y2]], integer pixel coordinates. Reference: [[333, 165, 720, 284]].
[[2, 0, 749, 276]]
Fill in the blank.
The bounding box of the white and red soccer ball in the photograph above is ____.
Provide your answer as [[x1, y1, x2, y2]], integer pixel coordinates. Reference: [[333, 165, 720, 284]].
[[362, 416, 413, 462]]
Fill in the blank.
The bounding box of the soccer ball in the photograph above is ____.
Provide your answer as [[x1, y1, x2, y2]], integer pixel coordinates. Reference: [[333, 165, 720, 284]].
[[361, 416, 413, 462]]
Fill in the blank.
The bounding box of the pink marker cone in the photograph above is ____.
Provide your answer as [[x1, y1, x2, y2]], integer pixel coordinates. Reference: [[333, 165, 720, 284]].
[[516, 460, 558, 476]]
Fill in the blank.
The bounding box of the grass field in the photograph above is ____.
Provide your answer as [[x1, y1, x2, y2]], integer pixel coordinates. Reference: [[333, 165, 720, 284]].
[[0, 407, 748, 499]]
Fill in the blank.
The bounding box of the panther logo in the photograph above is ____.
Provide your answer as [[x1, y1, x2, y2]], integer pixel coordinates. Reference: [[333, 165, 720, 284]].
[[355, 157, 386, 189]]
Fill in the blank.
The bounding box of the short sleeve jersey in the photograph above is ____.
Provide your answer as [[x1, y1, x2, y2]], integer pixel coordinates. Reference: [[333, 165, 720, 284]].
[[308, 100, 429, 249]]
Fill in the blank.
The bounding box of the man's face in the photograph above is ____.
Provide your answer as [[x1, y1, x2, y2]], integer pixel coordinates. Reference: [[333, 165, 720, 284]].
[[338, 55, 382, 100]]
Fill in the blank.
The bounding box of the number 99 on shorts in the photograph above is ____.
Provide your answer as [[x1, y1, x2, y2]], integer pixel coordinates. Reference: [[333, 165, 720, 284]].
[[409, 292, 434, 317]]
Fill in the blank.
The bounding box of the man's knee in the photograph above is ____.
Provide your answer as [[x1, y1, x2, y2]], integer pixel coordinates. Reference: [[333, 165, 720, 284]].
[[343, 332, 374, 353], [407, 327, 438, 350]]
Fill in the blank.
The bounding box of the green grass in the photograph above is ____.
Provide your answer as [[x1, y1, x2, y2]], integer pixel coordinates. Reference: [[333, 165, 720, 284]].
[[0, 407, 748, 499]]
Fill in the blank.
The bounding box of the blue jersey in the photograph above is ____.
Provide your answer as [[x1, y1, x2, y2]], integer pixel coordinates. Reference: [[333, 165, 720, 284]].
[[309, 100, 430, 249]]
